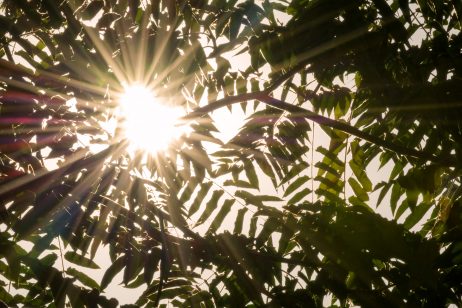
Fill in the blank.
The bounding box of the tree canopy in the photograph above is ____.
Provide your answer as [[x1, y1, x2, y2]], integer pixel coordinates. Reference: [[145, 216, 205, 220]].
[[0, 0, 462, 306]]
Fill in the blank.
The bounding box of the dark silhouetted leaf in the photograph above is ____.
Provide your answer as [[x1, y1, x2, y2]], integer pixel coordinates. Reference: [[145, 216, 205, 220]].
[[66, 267, 99, 289], [101, 256, 125, 290], [284, 176, 310, 197], [288, 188, 311, 204], [64, 251, 100, 269]]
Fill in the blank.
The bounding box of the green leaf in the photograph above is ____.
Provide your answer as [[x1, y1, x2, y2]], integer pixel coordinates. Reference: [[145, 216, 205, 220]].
[[348, 177, 369, 201], [316, 146, 344, 167], [249, 215, 258, 238], [389, 161, 405, 180], [354, 72, 362, 87], [187, 290, 213, 306], [278, 217, 296, 254], [236, 76, 247, 95], [284, 176, 310, 197], [257, 217, 279, 246], [5, 254, 21, 282], [127, 274, 146, 289], [236, 190, 262, 207], [259, 195, 283, 202], [375, 181, 392, 208], [403, 202, 432, 230], [280, 162, 309, 186], [390, 183, 403, 215], [82, 0, 104, 20], [234, 208, 247, 234], [149, 285, 194, 301], [40, 253, 58, 268], [316, 161, 341, 177], [144, 248, 161, 284], [223, 179, 255, 189], [244, 159, 259, 189], [316, 188, 344, 204], [97, 12, 120, 28], [348, 195, 369, 208], [123, 250, 143, 286], [67, 267, 100, 289], [255, 154, 276, 184], [188, 182, 213, 217], [208, 199, 234, 234], [101, 256, 125, 290], [349, 161, 372, 191], [395, 200, 409, 221], [316, 176, 343, 193], [64, 251, 100, 269], [287, 188, 311, 204], [195, 190, 225, 226]]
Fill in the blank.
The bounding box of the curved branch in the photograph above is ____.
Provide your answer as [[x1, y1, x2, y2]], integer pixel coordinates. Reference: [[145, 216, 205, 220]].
[[259, 95, 456, 165], [182, 91, 266, 121], [182, 92, 457, 166]]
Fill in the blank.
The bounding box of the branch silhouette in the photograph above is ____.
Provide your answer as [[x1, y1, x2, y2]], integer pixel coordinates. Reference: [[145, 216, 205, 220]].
[[183, 91, 457, 167]]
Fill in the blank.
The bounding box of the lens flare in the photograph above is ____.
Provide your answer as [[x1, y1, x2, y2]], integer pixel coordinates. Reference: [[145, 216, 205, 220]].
[[119, 85, 187, 153]]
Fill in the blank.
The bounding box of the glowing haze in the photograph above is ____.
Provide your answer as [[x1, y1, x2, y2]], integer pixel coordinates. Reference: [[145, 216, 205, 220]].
[[119, 84, 188, 153]]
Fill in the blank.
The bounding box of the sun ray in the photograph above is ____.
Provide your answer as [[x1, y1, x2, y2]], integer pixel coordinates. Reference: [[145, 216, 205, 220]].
[[79, 26, 129, 87], [135, 6, 152, 83], [143, 24, 183, 87], [144, 41, 203, 94], [0, 144, 116, 199], [0, 62, 113, 116], [118, 84, 190, 154]]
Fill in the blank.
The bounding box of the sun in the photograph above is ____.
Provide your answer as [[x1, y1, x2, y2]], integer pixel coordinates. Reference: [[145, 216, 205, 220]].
[[118, 84, 188, 153]]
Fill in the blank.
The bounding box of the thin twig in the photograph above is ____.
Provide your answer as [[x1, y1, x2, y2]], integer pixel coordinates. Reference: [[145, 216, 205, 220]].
[[311, 122, 315, 204], [58, 236, 66, 277]]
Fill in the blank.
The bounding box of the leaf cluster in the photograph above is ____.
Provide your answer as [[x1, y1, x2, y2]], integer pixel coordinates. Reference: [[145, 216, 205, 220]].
[[0, 0, 461, 307]]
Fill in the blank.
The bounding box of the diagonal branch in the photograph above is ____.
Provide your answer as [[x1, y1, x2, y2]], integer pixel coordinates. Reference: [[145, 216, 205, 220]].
[[182, 91, 266, 121], [259, 95, 448, 164], [182, 92, 457, 166]]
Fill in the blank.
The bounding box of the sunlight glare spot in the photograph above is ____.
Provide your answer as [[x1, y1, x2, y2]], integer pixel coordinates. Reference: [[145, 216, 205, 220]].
[[119, 85, 187, 153]]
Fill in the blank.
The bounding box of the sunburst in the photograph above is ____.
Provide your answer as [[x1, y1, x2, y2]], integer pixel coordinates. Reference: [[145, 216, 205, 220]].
[[118, 84, 190, 153]]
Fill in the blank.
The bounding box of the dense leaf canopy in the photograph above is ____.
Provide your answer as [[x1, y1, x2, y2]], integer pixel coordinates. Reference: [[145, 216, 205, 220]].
[[0, 0, 461, 307]]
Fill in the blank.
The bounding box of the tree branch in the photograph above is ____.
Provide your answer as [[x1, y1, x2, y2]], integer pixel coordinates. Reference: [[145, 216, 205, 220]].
[[182, 91, 266, 121], [182, 92, 457, 166], [259, 95, 455, 165]]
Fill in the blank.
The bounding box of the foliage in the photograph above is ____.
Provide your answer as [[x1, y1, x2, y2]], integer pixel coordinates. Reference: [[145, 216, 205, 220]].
[[0, 0, 461, 306]]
